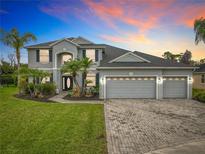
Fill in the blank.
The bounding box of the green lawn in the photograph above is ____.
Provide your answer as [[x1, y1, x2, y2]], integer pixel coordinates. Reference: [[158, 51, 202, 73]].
[[0, 87, 107, 154]]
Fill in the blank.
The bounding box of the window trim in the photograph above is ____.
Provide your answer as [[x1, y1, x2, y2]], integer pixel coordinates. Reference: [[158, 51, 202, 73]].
[[39, 49, 50, 64]]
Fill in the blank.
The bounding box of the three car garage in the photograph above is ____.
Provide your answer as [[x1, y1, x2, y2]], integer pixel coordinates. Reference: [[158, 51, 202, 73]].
[[104, 76, 188, 99]]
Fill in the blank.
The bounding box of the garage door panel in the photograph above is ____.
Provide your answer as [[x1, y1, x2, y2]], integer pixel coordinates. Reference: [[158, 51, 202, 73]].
[[163, 77, 187, 98], [106, 78, 156, 99]]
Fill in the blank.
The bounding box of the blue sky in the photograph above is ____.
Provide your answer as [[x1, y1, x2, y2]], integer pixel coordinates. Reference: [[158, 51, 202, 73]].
[[0, 0, 205, 63]]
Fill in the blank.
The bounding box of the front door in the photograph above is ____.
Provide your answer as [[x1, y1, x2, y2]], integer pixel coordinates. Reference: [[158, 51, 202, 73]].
[[62, 76, 73, 91]]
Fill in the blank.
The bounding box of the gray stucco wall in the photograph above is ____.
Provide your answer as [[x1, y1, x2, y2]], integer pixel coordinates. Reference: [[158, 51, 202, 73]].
[[28, 49, 53, 68], [99, 69, 193, 99], [27, 41, 111, 93]]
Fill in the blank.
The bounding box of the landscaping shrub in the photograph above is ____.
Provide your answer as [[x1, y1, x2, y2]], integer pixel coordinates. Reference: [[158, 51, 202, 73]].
[[18, 77, 27, 94], [92, 86, 99, 95], [40, 83, 56, 96], [193, 88, 205, 103], [67, 90, 73, 97], [26, 83, 35, 95]]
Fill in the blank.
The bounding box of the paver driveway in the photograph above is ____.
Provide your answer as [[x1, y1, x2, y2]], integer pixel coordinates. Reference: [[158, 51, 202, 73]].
[[104, 99, 205, 154]]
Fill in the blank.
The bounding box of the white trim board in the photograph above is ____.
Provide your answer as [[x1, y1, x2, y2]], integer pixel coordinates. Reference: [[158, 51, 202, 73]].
[[109, 52, 151, 63], [49, 38, 80, 47]]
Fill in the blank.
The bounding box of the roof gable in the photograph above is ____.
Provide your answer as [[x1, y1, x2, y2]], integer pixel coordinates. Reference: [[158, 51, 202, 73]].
[[49, 38, 80, 47], [109, 52, 150, 63]]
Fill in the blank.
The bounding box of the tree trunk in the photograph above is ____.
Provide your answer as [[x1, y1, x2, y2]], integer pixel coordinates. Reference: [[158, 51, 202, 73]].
[[72, 75, 81, 97], [81, 72, 87, 96], [16, 48, 21, 94], [16, 48, 21, 93]]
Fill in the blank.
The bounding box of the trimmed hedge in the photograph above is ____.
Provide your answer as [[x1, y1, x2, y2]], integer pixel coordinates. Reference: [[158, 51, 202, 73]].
[[193, 89, 205, 103], [0, 74, 17, 86]]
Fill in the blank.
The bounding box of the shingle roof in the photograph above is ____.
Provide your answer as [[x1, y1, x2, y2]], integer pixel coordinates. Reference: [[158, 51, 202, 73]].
[[98, 45, 194, 68], [25, 37, 93, 48], [25, 37, 195, 69], [195, 63, 205, 73]]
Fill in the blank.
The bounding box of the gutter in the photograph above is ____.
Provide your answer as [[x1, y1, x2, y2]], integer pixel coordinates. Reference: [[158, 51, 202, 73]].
[[97, 67, 198, 70]]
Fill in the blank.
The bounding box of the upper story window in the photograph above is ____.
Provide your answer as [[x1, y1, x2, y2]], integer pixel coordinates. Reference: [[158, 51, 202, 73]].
[[36, 49, 52, 63], [83, 49, 99, 62], [40, 50, 49, 63], [201, 74, 205, 83], [61, 54, 72, 64]]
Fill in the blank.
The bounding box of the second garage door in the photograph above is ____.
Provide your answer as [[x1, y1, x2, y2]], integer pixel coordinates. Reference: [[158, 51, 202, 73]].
[[163, 77, 187, 98], [106, 77, 156, 99]]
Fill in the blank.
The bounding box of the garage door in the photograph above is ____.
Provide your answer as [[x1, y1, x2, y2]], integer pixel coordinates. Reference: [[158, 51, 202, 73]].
[[106, 77, 156, 99], [163, 77, 187, 98]]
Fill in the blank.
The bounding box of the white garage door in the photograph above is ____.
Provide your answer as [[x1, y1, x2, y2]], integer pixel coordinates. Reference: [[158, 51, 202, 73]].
[[163, 77, 187, 98], [106, 77, 156, 99]]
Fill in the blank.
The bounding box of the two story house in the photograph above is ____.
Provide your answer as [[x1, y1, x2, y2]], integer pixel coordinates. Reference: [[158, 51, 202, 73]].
[[26, 37, 195, 99]]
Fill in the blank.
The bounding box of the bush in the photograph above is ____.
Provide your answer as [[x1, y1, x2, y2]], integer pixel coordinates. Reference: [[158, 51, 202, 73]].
[[26, 83, 35, 95], [92, 86, 99, 95], [0, 74, 17, 86], [67, 90, 73, 97], [193, 88, 205, 103], [18, 77, 27, 94], [40, 83, 56, 96]]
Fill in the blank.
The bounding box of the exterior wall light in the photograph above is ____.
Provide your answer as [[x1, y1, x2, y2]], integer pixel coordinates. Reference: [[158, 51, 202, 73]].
[[188, 77, 193, 84], [157, 77, 163, 84]]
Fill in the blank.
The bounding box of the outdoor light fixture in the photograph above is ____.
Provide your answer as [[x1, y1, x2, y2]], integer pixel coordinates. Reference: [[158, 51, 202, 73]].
[[188, 77, 193, 83], [157, 77, 163, 84]]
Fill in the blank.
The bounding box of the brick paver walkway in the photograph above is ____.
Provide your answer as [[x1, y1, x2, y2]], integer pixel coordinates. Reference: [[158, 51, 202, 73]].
[[104, 99, 205, 154]]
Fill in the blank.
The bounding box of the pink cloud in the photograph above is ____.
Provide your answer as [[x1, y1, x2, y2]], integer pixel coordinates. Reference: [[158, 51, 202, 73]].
[[100, 33, 153, 44]]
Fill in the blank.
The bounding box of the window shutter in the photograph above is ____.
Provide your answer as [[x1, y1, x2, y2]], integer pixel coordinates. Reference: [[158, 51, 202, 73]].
[[49, 49, 52, 62], [95, 49, 99, 62], [36, 49, 40, 62], [96, 73, 99, 86], [202, 75, 205, 83], [82, 50, 86, 58]]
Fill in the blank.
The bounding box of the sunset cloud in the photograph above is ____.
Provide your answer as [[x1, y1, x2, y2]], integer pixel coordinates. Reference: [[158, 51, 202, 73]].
[[39, 0, 205, 60], [100, 33, 153, 44]]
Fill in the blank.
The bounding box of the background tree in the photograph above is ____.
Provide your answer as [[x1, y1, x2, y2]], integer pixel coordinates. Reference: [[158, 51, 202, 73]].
[[0, 28, 36, 89], [81, 57, 92, 96], [200, 58, 205, 64], [8, 53, 16, 67], [194, 17, 205, 45], [162, 51, 182, 62], [180, 50, 192, 64]]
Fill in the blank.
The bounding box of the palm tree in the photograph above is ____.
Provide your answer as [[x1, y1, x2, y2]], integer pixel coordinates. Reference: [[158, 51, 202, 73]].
[[61, 59, 82, 92], [194, 17, 205, 45], [81, 57, 93, 96], [0, 28, 36, 88]]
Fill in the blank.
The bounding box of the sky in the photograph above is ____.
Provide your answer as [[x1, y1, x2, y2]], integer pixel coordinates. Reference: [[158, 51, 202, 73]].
[[0, 0, 205, 63]]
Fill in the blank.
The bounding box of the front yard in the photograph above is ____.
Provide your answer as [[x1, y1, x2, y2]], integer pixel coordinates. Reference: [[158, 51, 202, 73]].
[[0, 87, 106, 154]]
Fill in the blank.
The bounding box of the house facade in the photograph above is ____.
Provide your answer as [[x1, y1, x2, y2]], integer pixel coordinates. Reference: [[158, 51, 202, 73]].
[[193, 64, 205, 89], [26, 37, 195, 99]]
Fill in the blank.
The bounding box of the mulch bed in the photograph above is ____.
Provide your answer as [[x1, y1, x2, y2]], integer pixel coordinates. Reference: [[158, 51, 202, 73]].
[[63, 94, 102, 101], [15, 94, 56, 103]]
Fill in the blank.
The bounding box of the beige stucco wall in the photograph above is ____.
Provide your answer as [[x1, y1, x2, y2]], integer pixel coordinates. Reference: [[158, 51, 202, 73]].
[[193, 73, 205, 89]]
